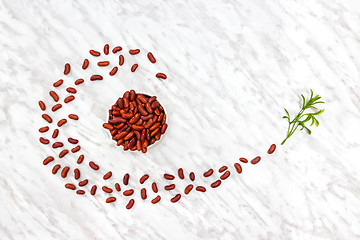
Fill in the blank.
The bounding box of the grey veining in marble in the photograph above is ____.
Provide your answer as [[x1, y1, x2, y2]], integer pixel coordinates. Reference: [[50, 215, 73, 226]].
[[1, 0, 360, 239]]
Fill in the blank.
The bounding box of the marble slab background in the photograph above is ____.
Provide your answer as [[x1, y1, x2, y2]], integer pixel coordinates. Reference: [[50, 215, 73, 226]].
[[1, 0, 360, 239]]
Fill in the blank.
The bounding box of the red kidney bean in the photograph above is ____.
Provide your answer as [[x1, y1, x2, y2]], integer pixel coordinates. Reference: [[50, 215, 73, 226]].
[[150, 138, 155, 144], [123, 173, 130, 185], [189, 172, 195, 181], [109, 66, 118, 76], [144, 119, 154, 129], [234, 163, 242, 173], [51, 104, 62, 112], [68, 114, 79, 120], [149, 122, 160, 131], [49, 91, 59, 102], [219, 166, 228, 173], [123, 189, 134, 196], [122, 113, 133, 119], [115, 183, 121, 192], [268, 144, 276, 154], [112, 46, 122, 53], [76, 190, 85, 195], [103, 44, 109, 55], [129, 49, 140, 55], [178, 168, 184, 179], [71, 145, 80, 153], [211, 180, 221, 188], [129, 114, 140, 124], [52, 164, 61, 174], [160, 123, 168, 134], [141, 188, 147, 200], [103, 171, 112, 180], [147, 52, 156, 63], [68, 138, 78, 144], [119, 55, 124, 66], [82, 59, 89, 69], [129, 90, 135, 101], [145, 102, 153, 114], [151, 195, 161, 204], [65, 184, 76, 190], [89, 50, 100, 56], [126, 199, 135, 209], [239, 157, 248, 163], [103, 123, 114, 130], [79, 179, 88, 187], [220, 171, 230, 180], [203, 169, 214, 177], [77, 155, 84, 164], [90, 185, 97, 195], [138, 105, 148, 116], [39, 101, 46, 111], [102, 186, 113, 193], [74, 168, 80, 180], [53, 79, 63, 87], [39, 126, 49, 133], [184, 184, 194, 194], [171, 194, 181, 203], [156, 73, 167, 79], [124, 131, 134, 140], [164, 184, 175, 190], [66, 87, 77, 94], [64, 63, 70, 75], [39, 137, 49, 145], [43, 156, 54, 165], [152, 182, 158, 193], [52, 129, 59, 138], [52, 142, 63, 148], [106, 197, 116, 203], [131, 64, 138, 72], [61, 166, 70, 178], [57, 119, 67, 127], [75, 78, 84, 85], [140, 174, 149, 184], [64, 95, 75, 103], [89, 161, 99, 170], [98, 61, 110, 67], [251, 156, 261, 164], [90, 75, 103, 81], [196, 186, 206, 192], [164, 173, 175, 180], [59, 150, 69, 158]]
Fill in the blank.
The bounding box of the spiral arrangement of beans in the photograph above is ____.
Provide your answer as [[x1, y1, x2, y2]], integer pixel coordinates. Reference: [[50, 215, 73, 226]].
[[38, 43, 277, 209]]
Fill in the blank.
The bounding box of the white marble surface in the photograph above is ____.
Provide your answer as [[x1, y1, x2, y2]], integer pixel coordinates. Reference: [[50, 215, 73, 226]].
[[1, 0, 360, 239]]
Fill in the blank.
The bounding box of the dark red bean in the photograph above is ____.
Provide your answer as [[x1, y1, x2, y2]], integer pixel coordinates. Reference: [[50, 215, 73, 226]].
[[129, 49, 140, 55], [102, 186, 113, 193], [178, 168, 184, 179], [53, 79, 63, 87], [141, 188, 147, 200], [90, 75, 103, 81], [147, 52, 156, 63], [68, 138, 78, 144], [82, 59, 89, 70], [115, 183, 121, 192], [89, 50, 100, 56], [57, 119, 67, 127], [103, 44, 109, 55], [119, 55, 124, 66], [239, 158, 248, 163], [68, 114, 79, 120], [152, 182, 158, 193], [139, 174, 149, 184], [39, 137, 49, 145], [220, 171, 230, 180], [161, 123, 168, 134], [77, 155, 84, 164], [109, 66, 118, 76], [79, 179, 88, 187], [39, 101, 46, 111], [89, 161, 99, 170], [156, 73, 167, 79], [203, 169, 214, 177], [59, 150, 69, 158], [106, 197, 116, 203], [49, 91, 59, 102], [164, 184, 175, 190], [71, 145, 80, 153], [126, 199, 135, 209], [61, 166, 70, 178], [76, 190, 85, 195], [103, 171, 112, 180], [103, 123, 114, 130], [184, 184, 194, 194], [151, 195, 161, 204], [66, 87, 77, 94], [39, 126, 49, 133], [52, 129, 59, 138], [51, 104, 62, 112], [219, 166, 228, 173], [123, 189, 134, 196], [196, 186, 206, 192], [43, 156, 54, 165], [52, 164, 61, 174], [52, 142, 63, 148], [164, 173, 175, 180], [64, 63, 70, 75], [211, 180, 221, 188], [98, 61, 110, 66], [74, 168, 80, 180], [131, 64, 138, 72], [112, 46, 122, 53], [189, 172, 195, 181], [251, 156, 261, 164], [170, 194, 181, 203], [65, 183, 76, 190], [268, 144, 276, 154], [234, 163, 242, 173], [90, 185, 97, 195], [64, 95, 75, 103], [75, 78, 84, 85], [123, 173, 130, 185]]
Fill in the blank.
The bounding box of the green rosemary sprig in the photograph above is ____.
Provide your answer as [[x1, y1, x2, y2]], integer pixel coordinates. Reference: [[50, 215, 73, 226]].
[[281, 89, 325, 145]]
